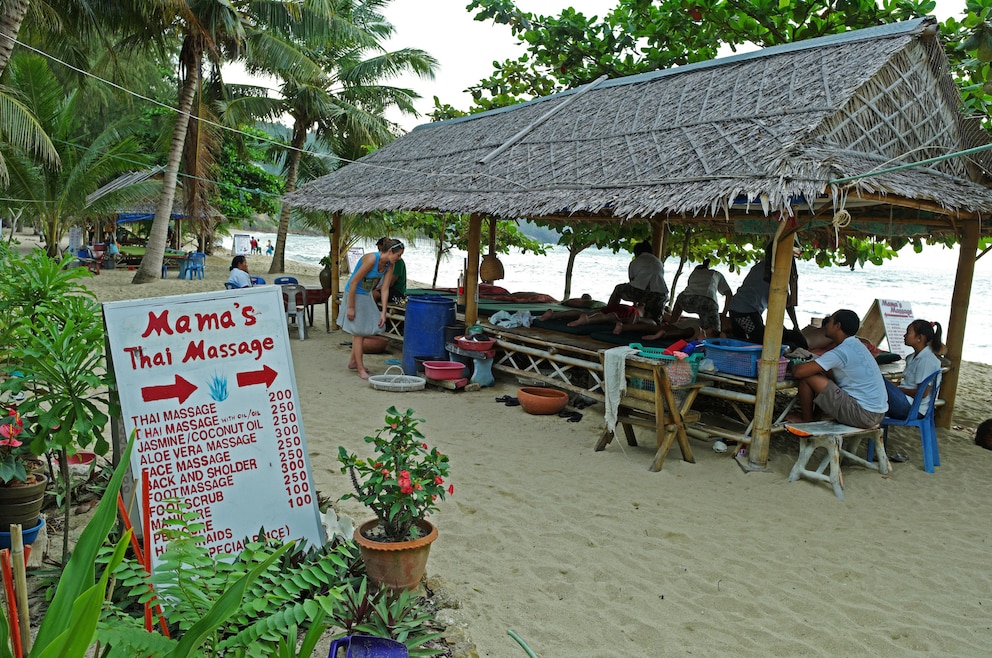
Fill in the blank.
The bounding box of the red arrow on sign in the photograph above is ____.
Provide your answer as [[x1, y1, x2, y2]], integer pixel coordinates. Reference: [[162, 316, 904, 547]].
[[237, 365, 277, 388], [141, 375, 197, 404]]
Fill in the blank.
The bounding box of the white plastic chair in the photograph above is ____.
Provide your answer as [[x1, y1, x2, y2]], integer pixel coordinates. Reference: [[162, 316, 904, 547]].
[[281, 284, 307, 340]]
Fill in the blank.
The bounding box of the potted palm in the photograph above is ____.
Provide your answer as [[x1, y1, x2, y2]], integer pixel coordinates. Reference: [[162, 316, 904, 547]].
[[338, 406, 452, 590]]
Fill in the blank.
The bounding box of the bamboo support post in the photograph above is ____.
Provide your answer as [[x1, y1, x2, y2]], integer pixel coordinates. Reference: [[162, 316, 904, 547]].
[[10, 526, 29, 654], [747, 227, 795, 470], [330, 212, 341, 329], [939, 219, 978, 427], [465, 214, 482, 326]]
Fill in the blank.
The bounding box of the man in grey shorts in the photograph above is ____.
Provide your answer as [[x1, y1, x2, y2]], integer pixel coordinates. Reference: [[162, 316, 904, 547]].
[[788, 309, 888, 428]]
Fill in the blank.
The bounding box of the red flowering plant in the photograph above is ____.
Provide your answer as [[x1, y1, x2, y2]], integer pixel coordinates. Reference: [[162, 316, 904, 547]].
[[338, 406, 452, 542], [0, 405, 29, 485]]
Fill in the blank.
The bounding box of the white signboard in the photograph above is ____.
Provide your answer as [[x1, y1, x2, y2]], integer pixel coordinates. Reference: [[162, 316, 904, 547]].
[[347, 247, 364, 273], [876, 299, 914, 358], [103, 287, 324, 569], [232, 234, 252, 256], [68, 226, 83, 254]]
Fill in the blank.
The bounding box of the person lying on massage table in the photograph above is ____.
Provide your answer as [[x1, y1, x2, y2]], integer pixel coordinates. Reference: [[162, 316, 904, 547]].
[[538, 303, 657, 334]]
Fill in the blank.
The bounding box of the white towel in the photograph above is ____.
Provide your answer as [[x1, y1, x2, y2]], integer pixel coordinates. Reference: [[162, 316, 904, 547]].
[[604, 346, 636, 433]]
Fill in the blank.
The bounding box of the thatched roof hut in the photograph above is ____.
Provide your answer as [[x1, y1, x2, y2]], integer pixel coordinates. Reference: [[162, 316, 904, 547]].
[[287, 17, 988, 467], [287, 17, 992, 230]]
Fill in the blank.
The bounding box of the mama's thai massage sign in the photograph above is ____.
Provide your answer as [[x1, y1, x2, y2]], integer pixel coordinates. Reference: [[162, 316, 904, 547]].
[[103, 287, 324, 570]]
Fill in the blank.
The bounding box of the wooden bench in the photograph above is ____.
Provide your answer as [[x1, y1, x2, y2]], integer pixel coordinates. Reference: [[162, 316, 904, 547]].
[[785, 421, 889, 501]]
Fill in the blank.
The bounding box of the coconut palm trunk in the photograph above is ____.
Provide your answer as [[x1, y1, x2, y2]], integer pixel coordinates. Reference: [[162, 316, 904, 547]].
[[0, 0, 30, 76], [269, 120, 306, 274], [132, 58, 199, 284]]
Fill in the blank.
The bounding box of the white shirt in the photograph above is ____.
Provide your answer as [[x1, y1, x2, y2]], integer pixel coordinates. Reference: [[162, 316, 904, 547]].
[[628, 253, 667, 294], [815, 336, 888, 413], [227, 268, 252, 289], [900, 346, 942, 415], [682, 266, 731, 301]]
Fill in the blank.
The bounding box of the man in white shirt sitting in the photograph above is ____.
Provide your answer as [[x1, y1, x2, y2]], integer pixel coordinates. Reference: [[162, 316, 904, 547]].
[[788, 309, 888, 428]]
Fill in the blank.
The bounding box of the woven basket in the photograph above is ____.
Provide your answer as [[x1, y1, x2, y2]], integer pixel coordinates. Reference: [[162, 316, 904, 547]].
[[480, 253, 504, 281], [368, 366, 426, 392]]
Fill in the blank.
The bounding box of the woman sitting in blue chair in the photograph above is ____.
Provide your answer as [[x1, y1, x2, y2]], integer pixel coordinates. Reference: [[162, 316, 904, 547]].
[[885, 319, 943, 420], [225, 255, 252, 289]]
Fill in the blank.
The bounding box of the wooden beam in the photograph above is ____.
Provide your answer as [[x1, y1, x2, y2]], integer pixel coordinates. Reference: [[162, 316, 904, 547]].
[[650, 219, 665, 257], [330, 212, 341, 328], [846, 192, 980, 220], [747, 226, 796, 469], [465, 214, 482, 326], [938, 219, 979, 427]]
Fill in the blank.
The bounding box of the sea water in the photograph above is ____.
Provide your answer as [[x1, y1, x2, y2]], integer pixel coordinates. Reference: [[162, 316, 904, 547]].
[[224, 233, 992, 365]]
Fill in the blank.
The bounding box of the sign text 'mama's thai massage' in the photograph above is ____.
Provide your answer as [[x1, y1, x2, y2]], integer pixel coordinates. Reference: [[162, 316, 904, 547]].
[[103, 287, 324, 571]]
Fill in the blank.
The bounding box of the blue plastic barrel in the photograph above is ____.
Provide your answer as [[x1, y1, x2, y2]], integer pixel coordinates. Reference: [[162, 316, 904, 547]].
[[402, 295, 456, 375]]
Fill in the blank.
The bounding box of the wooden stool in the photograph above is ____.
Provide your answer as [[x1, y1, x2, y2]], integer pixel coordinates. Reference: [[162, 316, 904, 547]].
[[786, 421, 888, 501]]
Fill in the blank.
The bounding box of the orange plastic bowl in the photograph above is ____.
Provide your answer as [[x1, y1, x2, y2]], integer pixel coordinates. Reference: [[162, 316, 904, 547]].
[[517, 387, 569, 415]]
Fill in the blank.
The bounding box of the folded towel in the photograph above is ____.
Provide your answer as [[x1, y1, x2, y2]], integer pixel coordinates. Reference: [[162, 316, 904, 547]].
[[604, 346, 636, 433]]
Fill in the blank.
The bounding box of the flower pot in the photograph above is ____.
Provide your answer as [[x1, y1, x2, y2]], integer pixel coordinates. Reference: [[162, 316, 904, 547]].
[[319, 265, 332, 290], [517, 387, 569, 415], [0, 473, 48, 531], [0, 517, 45, 551], [363, 335, 389, 354], [354, 519, 437, 591]]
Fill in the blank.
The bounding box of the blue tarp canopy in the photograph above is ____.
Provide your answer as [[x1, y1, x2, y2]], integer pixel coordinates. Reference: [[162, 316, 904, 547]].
[[116, 213, 182, 224]]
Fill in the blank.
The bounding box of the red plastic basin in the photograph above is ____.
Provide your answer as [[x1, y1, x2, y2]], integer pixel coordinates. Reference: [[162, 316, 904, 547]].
[[422, 361, 464, 380]]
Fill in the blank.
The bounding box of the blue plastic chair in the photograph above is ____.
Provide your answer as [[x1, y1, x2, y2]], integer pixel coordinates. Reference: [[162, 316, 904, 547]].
[[868, 370, 942, 473], [184, 252, 206, 280], [250, 276, 265, 285], [224, 282, 238, 290], [274, 276, 298, 285]]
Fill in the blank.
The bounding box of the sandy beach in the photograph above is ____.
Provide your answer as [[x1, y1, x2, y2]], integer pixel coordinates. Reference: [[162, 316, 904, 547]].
[[22, 235, 992, 656]]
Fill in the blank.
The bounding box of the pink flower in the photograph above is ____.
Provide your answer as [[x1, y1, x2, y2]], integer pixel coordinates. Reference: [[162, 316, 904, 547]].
[[421, 442, 428, 449], [400, 483, 414, 495], [434, 476, 444, 485], [448, 484, 454, 495]]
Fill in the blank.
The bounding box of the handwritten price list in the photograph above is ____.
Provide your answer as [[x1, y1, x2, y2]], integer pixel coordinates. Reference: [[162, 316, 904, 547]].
[[104, 287, 325, 570]]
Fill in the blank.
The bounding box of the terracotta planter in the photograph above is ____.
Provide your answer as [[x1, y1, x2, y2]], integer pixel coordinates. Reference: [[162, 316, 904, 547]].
[[319, 265, 332, 290], [517, 387, 569, 415], [0, 473, 48, 531], [354, 519, 437, 591], [363, 335, 389, 354]]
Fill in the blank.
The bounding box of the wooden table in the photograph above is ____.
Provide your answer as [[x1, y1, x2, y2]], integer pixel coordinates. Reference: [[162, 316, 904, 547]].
[[282, 286, 331, 332], [595, 352, 703, 472], [692, 370, 799, 447]]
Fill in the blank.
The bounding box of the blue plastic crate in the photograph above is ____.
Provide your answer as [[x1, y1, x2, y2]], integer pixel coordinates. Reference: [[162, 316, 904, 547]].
[[703, 338, 787, 378]]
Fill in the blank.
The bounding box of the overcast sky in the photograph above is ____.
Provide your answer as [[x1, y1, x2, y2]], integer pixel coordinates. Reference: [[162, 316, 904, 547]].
[[381, 0, 967, 131]]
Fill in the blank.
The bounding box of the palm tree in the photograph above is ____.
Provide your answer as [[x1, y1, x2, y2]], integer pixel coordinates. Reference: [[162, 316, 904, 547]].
[[232, 0, 436, 274], [130, 0, 334, 284], [0, 53, 155, 256]]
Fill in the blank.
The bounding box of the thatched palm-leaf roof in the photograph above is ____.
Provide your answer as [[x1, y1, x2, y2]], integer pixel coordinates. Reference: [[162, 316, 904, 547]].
[[286, 17, 992, 232]]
